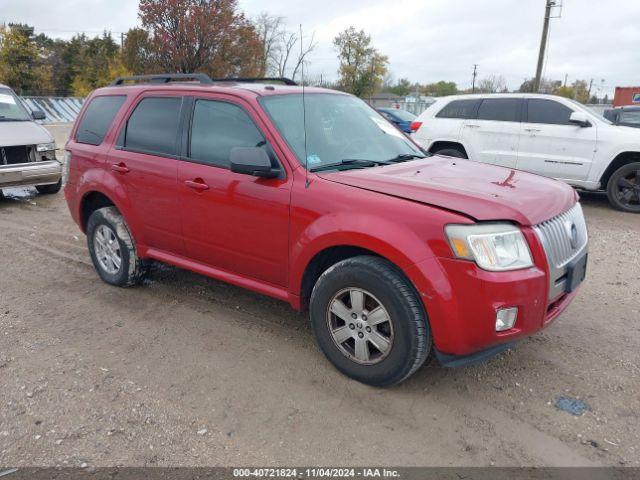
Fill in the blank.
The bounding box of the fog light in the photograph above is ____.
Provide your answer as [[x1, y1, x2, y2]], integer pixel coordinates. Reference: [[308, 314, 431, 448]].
[[496, 307, 518, 332]]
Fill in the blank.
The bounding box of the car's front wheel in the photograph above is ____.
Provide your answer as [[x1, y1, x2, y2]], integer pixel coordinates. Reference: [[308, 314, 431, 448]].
[[606, 162, 640, 213], [86, 206, 148, 286], [310, 256, 431, 386]]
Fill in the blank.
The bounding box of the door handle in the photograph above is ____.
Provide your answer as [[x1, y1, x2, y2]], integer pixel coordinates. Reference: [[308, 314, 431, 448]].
[[185, 179, 210, 191], [111, 163, 130, 174]]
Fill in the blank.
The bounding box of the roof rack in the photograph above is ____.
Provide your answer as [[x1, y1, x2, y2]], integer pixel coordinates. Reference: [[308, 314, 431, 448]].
[[210, 77, 297, 86], [109, 74, 298, 87], [110, 73, 214, 86]]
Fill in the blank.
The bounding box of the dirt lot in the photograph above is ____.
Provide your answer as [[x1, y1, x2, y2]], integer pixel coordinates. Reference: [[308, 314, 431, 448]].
[[0, 183, 638, 468]]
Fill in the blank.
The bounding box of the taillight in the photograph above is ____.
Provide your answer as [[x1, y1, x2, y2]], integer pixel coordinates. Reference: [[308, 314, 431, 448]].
[[410, 121, 422, 132]]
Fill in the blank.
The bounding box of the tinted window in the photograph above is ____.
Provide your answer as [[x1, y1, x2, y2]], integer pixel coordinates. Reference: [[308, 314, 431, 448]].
[[526, 99, 572, 125], [436, 99, 480, 119], [477, 98, 521, 122], [190, 100, 265, 168], [619, 111, 640, 126], [76, 96, 126, 145], [124, 97, 182, 155]]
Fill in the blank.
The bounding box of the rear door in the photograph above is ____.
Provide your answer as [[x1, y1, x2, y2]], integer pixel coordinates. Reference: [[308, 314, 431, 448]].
[[107, 95, 185, 254], [177, 96, 291, 287], [517, 98, 597, 181], [460, 97, 522, 168]]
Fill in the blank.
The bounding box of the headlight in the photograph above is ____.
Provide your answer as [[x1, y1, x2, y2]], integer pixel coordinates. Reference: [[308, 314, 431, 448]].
[[37, 142, 56, 152], [445, 223, 533, 271]]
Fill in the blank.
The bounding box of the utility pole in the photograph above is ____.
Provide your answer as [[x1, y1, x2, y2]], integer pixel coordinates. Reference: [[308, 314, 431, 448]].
[[564, 73, 568, 87], [587, 78, 594, 98], [533, 0, 561, 92], [472, 64, 478, 93]]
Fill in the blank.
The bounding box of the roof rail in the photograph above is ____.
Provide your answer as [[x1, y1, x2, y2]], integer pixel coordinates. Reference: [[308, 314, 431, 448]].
[[109, 73, 214, 86], [210, 77, 298, 86]]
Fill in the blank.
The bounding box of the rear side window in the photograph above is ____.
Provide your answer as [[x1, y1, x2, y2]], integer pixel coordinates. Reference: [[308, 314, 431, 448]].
[[124, 97, 182, 156], [76, 96, 126, 145], [477, 98, 521, 122], [436, 99, 480, 119], [189, 100, 265, 168], [526, 99, 573, 125]]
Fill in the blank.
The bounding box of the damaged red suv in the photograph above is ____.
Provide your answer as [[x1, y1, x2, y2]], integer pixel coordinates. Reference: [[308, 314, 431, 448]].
[[64, 74, 588, 386]]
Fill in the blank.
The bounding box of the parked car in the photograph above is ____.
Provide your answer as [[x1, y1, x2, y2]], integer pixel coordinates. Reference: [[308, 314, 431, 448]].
[[376, 108, 420, 134], [64, 74, 588, 386], [603, 106, 640, 128], [0, 83, 62, 195], [412, 93, 640, 213]]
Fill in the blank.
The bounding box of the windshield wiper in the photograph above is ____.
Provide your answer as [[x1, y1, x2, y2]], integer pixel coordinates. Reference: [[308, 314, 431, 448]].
[[386, 153, 428, 163], [309, 158, 394, 173]]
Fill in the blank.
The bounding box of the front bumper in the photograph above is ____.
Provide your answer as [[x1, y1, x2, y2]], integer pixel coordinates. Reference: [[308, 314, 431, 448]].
[[404, 254, 579, 357], [0, 160, 62, 188]]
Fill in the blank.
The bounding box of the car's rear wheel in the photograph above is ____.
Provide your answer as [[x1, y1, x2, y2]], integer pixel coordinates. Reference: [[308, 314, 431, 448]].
[[86, 206, 148, 286], [36, 180, 62, 195], [432, 147, 466, 159], [310, 255, 430, 386], [606, 162, 640, 213]]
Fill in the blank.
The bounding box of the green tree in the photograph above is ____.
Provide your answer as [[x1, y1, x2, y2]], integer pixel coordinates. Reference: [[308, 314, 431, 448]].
[[0, 24, 53, 95], [553, 85, 575, 99], [384, 77, 412, 97], [422, 81, 457, 97], [333, 26, 388, 98]]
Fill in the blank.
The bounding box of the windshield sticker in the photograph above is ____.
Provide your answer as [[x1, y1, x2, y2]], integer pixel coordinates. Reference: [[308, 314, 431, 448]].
[[307, 154, 322, 165], [0, 94, 16, 105], [370, 116, 404, 138]]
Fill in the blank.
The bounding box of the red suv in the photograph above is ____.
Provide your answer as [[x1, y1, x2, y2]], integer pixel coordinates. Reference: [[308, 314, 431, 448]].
[[64, 74, 588, 386]]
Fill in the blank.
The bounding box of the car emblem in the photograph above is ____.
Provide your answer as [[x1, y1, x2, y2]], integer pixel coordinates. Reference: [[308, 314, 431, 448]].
[[565, 221, 579, 249]]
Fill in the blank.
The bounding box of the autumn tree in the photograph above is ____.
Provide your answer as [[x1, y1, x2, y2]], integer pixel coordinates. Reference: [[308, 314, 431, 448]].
[[334, 27, 388, 98], [136, 0, 263, 77], [0, 24, 53, 95], [476, 75, 508, 93]]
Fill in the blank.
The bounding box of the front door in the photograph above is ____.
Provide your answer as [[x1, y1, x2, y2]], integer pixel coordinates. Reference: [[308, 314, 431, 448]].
[[178, 97, 290, 287], [517, 98, 597, 181]]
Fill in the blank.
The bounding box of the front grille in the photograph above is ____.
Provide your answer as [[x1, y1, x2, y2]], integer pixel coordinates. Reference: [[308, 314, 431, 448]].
[[0, 145, 32, 165], [534, 203, 588, 300]]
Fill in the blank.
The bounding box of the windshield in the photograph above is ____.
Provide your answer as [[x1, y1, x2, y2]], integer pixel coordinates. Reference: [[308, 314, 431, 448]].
[[260, 93, 423, 170], [0, 88, 31, 121]]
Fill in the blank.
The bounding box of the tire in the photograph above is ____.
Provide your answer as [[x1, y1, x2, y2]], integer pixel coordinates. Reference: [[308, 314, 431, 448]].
[[432, 147, 466, 159], [309, 255, 431, 387], [606, 161, 640, 213], [36, 180, 62, 195], [86, 206, 148, 287]]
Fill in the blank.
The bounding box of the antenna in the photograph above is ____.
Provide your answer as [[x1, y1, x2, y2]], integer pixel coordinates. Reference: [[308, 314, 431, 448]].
[[300, 24, 309, 189]]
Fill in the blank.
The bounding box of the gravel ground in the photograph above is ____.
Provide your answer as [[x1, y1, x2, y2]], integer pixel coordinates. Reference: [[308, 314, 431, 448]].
[[0, 187, 638, 468]]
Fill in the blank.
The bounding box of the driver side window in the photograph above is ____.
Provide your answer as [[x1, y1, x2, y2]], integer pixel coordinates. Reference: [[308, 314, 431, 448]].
[[189, 100, 266, 168]]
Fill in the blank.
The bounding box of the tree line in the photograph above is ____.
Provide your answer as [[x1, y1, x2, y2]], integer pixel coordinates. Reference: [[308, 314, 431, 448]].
[[0, 0, 605, 104]]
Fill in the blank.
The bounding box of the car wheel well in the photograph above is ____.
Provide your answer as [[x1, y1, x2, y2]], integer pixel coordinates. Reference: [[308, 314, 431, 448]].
[[300, 246, 384, 312], [600, 152, 640, 189], [428, 141, 468, 157], [81, 191, 116, 231]]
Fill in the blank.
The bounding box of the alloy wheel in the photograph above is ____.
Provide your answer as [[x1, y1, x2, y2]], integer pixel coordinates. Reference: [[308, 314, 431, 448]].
[[93, 225, 122, 275], [326, 287, 394, 365]]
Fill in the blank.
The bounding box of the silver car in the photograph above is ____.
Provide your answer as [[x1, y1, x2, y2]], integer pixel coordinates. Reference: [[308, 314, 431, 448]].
[[0, 84, 62, 194]]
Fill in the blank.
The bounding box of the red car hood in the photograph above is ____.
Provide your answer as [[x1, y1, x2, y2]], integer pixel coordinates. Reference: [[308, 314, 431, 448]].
[[317, 157, 576, 226]]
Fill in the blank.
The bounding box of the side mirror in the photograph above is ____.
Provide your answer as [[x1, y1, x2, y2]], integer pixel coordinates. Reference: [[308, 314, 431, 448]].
[[569, 111, 591, 127], [230, 147, 279, 179], [31, 109, 46, 121]]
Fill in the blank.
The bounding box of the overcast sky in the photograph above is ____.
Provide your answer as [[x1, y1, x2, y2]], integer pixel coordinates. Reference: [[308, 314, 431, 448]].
[[2, 0, 638, 97]]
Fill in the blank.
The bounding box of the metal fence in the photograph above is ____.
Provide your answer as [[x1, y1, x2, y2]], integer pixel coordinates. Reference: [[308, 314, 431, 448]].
[[20, 96, 85, 124]]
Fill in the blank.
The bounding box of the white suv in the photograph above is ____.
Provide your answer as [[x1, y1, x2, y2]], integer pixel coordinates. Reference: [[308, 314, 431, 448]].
[[412, 93, 640, 212]]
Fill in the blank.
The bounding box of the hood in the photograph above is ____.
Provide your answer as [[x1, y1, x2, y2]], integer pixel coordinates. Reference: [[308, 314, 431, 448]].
[[318, 157, 576, 226], [0, 121, 53, 147]]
